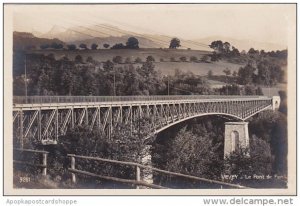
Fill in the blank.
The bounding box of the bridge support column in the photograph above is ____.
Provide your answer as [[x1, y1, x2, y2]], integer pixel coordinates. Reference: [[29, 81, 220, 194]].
[[224, 122, 249, 158]]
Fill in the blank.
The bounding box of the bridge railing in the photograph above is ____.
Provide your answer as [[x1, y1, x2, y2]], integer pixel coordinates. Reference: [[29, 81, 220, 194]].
[[13, 95, 268, 104]]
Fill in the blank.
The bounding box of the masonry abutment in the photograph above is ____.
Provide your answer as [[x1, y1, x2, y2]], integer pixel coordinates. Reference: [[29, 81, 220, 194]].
[[224, 122, 249, 158]]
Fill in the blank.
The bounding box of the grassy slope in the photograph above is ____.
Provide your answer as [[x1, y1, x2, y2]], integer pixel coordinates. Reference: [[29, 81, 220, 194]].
[[155, 61, 243, 76], [30, 48, 243, 76]]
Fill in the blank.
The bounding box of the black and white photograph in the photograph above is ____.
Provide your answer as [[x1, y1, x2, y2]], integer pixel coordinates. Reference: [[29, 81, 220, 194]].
[[3, 3, 296, 196]]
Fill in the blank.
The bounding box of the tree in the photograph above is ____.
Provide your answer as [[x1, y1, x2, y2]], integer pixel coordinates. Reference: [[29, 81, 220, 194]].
[[260, 50, 266, 56], [135, 57, 142, 63], [152, 116, 226, 187], [257, 60, 284, 86], [103, 43, 110, 49], [231, 47, 240, 57], [238, 64, 256, 85], [112, 56, 123, 64], [126, 37, 139, 49], [223, 42, 231, 54], [79, 43, 88, 50], [223, 138, 272, 188], [51, 42, 63, 50], [124, 57, 132, 64], [218, 84, 241, 95], [179, 56, 187, 62], [51, 116, 155, 188], [241, 50, 247, 55], [210, 52, 221, 62], [103, 60, 114, 71], [244, 85, 257, 95], [75, 55, 83, 63], [25, 45, 37, 50], [91, 43, 98, 50], [201, 55, 209, 62], [146, 56, 155, 62], [111, 43, 125, 49], [190, 56, 197, 62], [40, 44, 50, 50], [169, 38, 181, 49], [248, 48, 259, 56], [138, 60, 165, 95], [223, 68, 231, 76], [86, 56, 94, 63], [67, 44, 77, 50], [248, 110, 287, 176], [209, 40, 224, 53]]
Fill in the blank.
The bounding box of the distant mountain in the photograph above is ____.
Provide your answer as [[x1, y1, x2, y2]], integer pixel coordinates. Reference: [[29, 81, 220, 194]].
[[40, 25, 128, 42], [39, 25, 67, 39], [13, 31, 65, 51], [193, 36, 286, 52], [18, 24, 286, 52], [39, 24, 212, 50], [40, 25, 163, 48]]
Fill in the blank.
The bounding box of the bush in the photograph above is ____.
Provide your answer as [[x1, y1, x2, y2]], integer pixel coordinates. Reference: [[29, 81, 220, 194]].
[[146, 56, 155, 62], [190, 56, 197, 62], [179, 56, 187, 62], [135, 57, 142, 63], [170, 57, 176, 62], [112, 56, 123, 64], [125, 57, 132, 64]]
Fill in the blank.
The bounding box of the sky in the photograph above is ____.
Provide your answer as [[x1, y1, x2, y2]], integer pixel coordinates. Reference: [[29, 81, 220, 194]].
[[11, 4, 295, 48]]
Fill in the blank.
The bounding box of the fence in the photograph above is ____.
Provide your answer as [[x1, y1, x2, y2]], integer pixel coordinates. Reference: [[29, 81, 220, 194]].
[[13, 148, 49, 176], [67, 154, 249, 189]]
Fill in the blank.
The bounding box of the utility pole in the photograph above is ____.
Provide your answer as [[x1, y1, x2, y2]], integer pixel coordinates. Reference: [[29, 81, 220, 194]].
[[24, 55, 28, 103], [167, 76, 170, 96], [113, 67, 116, 96]]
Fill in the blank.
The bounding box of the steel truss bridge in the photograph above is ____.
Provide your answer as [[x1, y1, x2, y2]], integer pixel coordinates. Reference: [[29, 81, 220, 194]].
[[13, 95, 278, 146]]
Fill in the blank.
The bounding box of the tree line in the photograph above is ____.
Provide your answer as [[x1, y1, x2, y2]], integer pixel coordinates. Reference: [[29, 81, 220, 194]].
[[14, 52, 268, 97], [37, 36, 183, 51]]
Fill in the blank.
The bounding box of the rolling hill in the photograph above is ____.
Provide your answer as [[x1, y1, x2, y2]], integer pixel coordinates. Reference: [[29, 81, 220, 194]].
[[13, 32, 65, 51]]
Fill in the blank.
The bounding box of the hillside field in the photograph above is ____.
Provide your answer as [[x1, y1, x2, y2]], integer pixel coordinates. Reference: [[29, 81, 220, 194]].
[[29, 48, 244, 76], [154, 61, 243, 76]]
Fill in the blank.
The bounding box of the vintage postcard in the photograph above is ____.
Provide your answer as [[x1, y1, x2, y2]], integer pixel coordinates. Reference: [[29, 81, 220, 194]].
[[3, 3, 297, 195]]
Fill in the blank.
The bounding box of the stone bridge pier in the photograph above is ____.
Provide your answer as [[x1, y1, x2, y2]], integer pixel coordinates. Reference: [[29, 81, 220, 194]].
[[224, 122, 250, 157]]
